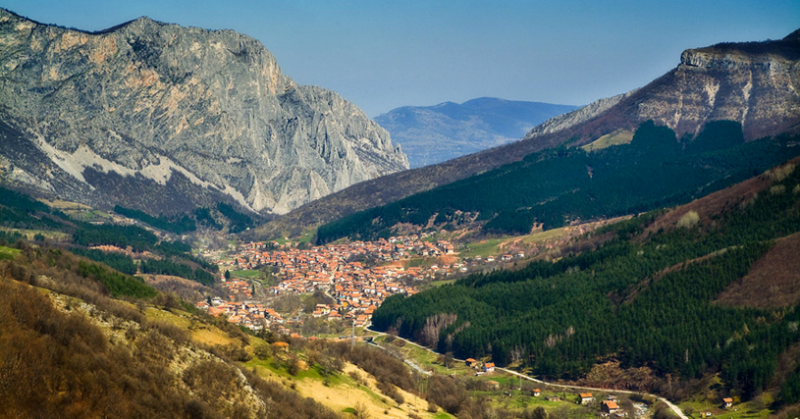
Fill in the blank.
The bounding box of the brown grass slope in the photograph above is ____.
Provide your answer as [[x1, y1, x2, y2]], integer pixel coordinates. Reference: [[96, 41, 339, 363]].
[[0, 245, 423, 419], [645, 156, 800, 236], [253, 31, 800, 239]]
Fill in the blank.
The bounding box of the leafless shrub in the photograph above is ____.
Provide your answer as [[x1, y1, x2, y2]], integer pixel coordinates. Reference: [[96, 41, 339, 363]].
[[677, 211, 700, 228]]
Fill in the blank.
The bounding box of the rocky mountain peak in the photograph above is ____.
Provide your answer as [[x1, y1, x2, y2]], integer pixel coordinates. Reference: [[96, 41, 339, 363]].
[[0, 8, 408, 216], [527, 30, 800, 145]]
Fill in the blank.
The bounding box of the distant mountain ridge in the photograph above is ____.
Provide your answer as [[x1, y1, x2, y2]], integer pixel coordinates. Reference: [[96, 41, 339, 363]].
[[375, 98, 578, 168], [254, 29, 800, 238], [0, 8, 408, 216]]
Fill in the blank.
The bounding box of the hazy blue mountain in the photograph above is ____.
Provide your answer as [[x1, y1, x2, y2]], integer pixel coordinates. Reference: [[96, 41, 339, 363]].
[[375, 98, 578, 168]]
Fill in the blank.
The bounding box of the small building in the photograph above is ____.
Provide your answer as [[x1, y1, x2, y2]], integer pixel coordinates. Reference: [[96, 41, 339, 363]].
[[579, 393, 594, 405], [271, 341, 290, 352], [484, 362, 496, 373], [722, 397, 733, 408], [465, 358, 478, 367], [602, 400, 619, 413], [532, 389, 541, 397]]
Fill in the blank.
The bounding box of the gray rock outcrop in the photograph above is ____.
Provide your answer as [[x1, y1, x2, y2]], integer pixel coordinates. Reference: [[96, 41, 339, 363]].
[[522, 91, 637, 140], [0, 9, 408, 215]]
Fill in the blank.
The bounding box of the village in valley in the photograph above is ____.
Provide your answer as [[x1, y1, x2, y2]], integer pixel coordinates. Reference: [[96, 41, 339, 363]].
[[191, 219, 626, 338], [194, 234, 528, 336], [190, 227, 714, 419]]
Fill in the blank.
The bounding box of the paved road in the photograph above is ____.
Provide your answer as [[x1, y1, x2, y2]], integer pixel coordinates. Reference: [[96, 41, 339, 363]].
[[498, 368, 688, 419], [367, 327, 688, 419]]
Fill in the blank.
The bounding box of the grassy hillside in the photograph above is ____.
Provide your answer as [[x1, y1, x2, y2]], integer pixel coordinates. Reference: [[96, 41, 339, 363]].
[[370, 158, 800, 407], [2, 235, 605, 419], [0, 239, 461, 418]]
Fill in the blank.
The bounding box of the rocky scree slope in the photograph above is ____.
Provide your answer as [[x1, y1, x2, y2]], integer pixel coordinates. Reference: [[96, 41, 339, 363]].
[[255, 30, 800, 238], [0, 9, 408, 216]]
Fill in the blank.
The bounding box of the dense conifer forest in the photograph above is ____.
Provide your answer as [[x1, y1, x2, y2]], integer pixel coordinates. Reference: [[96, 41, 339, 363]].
[[317, 121, 800, 243], [372, 161, 800, 401]]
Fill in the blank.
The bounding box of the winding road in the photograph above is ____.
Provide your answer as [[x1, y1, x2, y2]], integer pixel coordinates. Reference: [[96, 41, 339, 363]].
[[367, 327, 688, 419], [498, 367, 688, 419]]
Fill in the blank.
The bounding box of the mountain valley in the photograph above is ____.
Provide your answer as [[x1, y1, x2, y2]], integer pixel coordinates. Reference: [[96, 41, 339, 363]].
[[256, 30, 800, 239], [2, 6, 800, 419]]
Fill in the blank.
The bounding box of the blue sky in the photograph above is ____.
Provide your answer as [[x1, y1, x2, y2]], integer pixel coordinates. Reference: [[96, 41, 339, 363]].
[[2, 0, 798, 117]]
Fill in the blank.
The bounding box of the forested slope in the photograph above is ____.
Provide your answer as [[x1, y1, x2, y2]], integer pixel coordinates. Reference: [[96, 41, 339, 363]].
[[318, 120, 800, 243], [372, 158, 800, 402], [0, 187, 219, 287]]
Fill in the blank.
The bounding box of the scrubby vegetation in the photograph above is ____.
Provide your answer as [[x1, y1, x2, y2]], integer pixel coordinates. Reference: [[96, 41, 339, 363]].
[[0, 187, 220, 286], [0, 240, 344, 419], [69, 247, 137, 275], [140, 258, 216, 286]]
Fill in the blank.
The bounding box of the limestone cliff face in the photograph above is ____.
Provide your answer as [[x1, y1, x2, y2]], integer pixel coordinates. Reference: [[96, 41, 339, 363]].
[[522, 91, 637, 141], [526, 32, 800, 144], [644, 42, 800, 139], [0, 9, 408, 215]]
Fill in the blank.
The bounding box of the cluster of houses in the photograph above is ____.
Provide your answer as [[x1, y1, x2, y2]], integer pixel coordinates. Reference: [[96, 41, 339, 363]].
[[196, 235, 530, 333], [231, 236, 459, 275], [220, 279, 253, 300], [465, 358, 496, 374], [195, 298, 277, 332]]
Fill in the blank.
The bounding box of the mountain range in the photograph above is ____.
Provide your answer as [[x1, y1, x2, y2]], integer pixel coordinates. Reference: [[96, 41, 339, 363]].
[[375, 98, 578, 168], [0, 8, 408, 217], [3, 13, 800, 418], [255, 28, 800, 239]]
